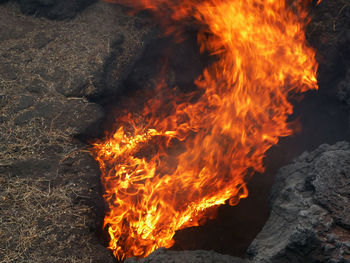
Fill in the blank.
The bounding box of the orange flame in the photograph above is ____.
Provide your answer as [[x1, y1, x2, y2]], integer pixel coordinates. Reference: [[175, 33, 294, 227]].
[[93, 0, 320, 260]]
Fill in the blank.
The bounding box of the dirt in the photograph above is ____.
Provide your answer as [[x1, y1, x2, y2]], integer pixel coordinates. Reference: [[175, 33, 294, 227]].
[[0, 1, 149, 262]]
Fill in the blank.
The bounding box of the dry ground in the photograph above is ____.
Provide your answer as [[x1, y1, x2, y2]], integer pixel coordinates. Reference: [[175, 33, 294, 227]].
[[0, 1, 148, 262]]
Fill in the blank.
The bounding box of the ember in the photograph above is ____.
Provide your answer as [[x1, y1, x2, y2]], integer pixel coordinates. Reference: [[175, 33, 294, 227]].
[[92, 0, 320, 260]]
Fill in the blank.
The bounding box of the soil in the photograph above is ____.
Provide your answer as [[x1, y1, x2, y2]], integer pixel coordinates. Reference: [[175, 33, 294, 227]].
[[0, 1, 149, 262]]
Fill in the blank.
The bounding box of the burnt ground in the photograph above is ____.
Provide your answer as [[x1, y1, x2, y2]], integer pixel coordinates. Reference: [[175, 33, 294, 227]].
[[0, 0, 350, 263], [0, 1, 149, 262]]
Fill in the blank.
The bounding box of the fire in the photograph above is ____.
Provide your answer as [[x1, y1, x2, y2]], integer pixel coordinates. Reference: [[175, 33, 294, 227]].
[[93, 0, 320, 260]]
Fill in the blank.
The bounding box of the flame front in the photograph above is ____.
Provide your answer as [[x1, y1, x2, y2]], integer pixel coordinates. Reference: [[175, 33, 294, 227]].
[[93, 0, 319, 260]]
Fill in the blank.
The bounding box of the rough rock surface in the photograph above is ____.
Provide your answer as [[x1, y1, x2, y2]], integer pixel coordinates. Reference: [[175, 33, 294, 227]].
[[128, 142, 350, 263], [0, 0, 97, 20], [339, 69, 350, 105], [248, 142, 350, 263], [125, 248, 247, 263], [338, 69, 350, 129]]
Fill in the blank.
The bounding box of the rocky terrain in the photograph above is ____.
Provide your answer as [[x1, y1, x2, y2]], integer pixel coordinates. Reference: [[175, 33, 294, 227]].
[[125, 142, 350, 263], [0, 1, 148, 262], [249, 142, 350, 263], [0, 0, 97, 19], [0, 0, 350, 263]]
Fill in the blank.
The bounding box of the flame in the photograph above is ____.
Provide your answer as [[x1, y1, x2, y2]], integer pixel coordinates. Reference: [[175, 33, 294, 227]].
[[93, 0, 320, 260]]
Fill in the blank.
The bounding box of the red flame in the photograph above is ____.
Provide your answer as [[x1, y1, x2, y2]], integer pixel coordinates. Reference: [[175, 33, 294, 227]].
[[93, 0, 320, 260]]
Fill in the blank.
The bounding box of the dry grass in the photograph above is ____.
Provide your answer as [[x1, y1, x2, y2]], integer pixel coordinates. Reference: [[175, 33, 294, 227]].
[[0, 1, 148, 262], [0, 176, 98, 263]]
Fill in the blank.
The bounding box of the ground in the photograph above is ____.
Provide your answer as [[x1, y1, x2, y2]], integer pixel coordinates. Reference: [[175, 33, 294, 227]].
[[0, 1, 148, 262]]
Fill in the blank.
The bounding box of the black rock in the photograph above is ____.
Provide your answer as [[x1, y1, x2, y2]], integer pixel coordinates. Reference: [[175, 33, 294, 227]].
[[338, 69, 350, 129], [16, 95, 35, 111], [125, 248, 248, 263], [16, 0, 97, 20], [121, 142, 350, 263], [338, 69, 350, 106], [248, 142, 350, 263]]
